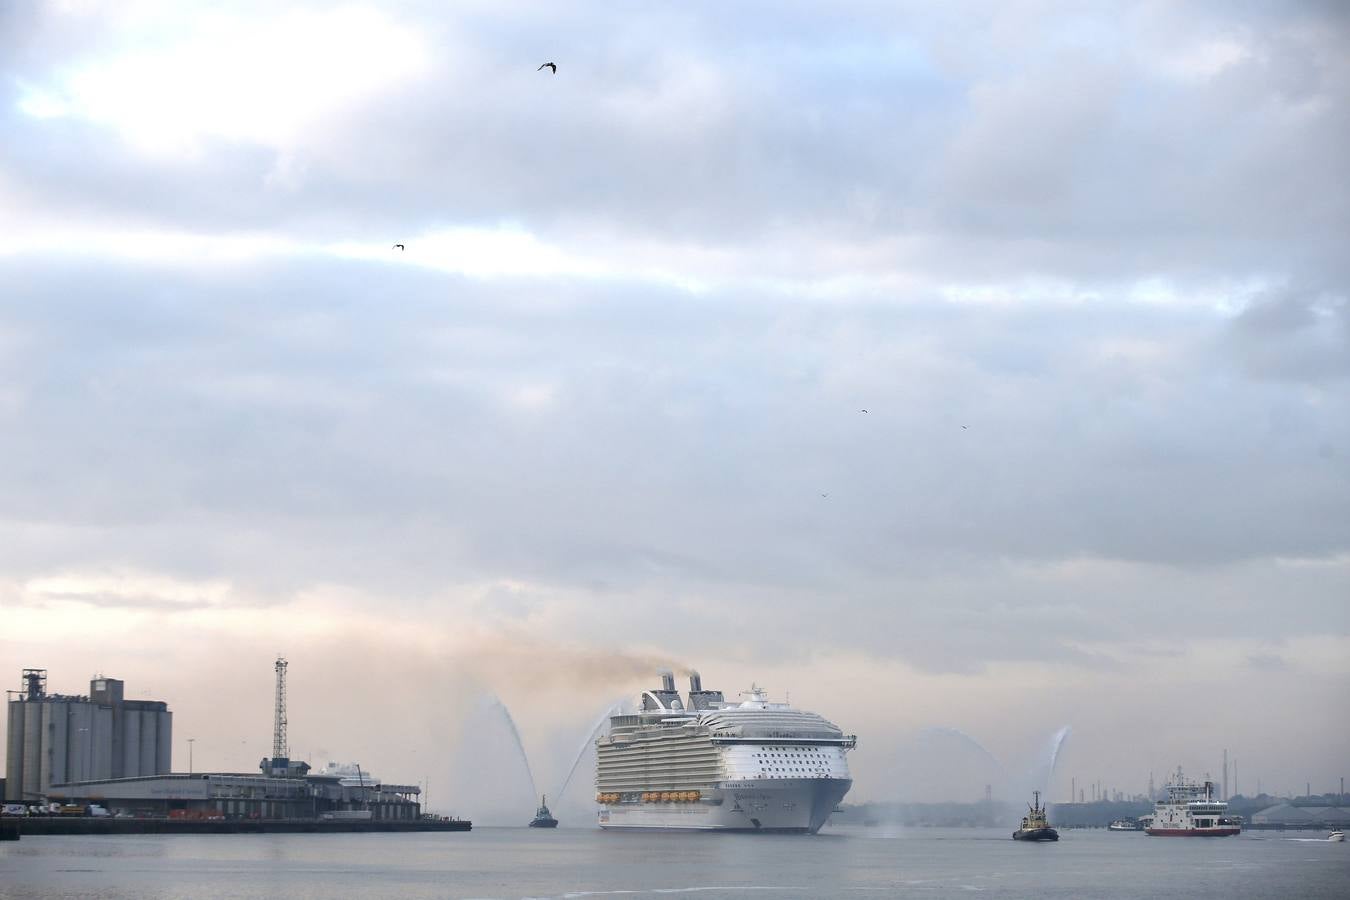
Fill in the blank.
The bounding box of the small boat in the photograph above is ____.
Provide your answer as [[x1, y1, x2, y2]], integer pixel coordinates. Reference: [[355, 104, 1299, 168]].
[[1330, 830, 1345, 842], [1108, 818, 1140, 831], [529, 795, 558, 828], [1013, 790, 1058, 842]]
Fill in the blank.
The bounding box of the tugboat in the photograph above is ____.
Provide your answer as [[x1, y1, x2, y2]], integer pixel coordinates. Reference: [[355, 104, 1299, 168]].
[[529, 795, 558, 828], [1013, 791, 1058, 841]]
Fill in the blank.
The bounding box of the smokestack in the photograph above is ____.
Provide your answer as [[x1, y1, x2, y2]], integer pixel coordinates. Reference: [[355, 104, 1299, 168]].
[[659, 670, 675, 693], [689, 671, 702, 693]]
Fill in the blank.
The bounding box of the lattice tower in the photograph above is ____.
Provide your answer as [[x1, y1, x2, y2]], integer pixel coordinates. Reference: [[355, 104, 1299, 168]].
[[272, 656, 288, 760]]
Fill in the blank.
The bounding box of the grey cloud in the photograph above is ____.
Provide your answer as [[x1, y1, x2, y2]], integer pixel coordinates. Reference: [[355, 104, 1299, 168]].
[[1246, 652, 1288, 671], [0, 0, 1347, 740], [1225, 286, 1350, 382], [2, 5, 1350, 798], [19, 591, 219, 612], [2, 255, 1347, 672], [3, 2, 1347, 294]]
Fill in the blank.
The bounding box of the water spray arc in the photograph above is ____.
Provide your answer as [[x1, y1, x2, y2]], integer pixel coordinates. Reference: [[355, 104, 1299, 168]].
[[556, 700, 626, 804], [915, 724, 1072, 807], [920, 727, 1006, 776], [487, 695, 538, 801], [1045, 726, 1071, 786]]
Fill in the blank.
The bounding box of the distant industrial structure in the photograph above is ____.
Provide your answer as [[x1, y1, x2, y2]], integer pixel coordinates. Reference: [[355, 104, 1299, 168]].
[[5, 669, 172, 802], [261, 657, 308, 778], [1249, 802, 1350, 829]]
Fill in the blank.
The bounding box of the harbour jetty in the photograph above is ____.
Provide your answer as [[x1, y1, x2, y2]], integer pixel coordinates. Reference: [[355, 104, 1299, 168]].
[[9, 816, 470, 836], [5, 663, 468, 835]]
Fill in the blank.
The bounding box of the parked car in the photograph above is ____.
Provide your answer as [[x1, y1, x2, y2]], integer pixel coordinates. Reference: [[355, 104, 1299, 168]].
[[1, 804, 28, 817]]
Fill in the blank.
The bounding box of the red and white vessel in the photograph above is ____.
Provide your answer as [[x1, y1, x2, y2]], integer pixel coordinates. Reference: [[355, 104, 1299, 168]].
[[1145, 768, 1240, 837]]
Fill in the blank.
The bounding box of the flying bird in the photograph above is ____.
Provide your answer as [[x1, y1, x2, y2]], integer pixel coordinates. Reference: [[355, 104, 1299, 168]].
[[860, 409, 868, 414], [392, 243, 405, 251], [538, 62, 556, 74], [962, 425, 968, 430]]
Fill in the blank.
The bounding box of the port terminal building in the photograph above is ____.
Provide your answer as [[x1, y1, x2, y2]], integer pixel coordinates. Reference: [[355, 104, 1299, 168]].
[[46, 771, 423, 821], [6, 667, 421, 821], [5, 670, 172, 803]]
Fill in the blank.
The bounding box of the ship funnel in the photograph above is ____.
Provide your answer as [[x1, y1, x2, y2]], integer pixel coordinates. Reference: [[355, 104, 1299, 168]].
[[659, 670, 676, 693], [686, 671, 724, 711]]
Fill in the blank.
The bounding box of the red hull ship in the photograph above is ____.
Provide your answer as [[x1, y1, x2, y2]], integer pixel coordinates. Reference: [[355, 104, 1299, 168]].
[[1144, 768, 1240, 837]]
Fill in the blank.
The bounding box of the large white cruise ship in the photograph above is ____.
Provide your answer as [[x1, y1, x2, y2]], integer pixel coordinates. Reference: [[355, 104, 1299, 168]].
[[594, 671, 856, 833]]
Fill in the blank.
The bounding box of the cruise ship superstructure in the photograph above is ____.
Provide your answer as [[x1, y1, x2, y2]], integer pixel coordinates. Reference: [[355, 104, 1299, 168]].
[[594, 671, 856, 833]]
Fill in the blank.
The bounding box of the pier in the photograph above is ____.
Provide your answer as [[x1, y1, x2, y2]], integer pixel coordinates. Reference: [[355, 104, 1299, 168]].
[[7, 816, 471, 836]]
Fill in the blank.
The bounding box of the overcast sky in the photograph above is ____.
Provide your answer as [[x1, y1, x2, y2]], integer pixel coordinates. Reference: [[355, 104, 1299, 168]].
[[2, 1, 1347, 813]]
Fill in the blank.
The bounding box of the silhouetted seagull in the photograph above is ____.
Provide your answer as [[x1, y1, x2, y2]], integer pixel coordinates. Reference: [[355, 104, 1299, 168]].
[[538, 62, 556, 74], [392, 243, 405, 251], [860, 409, 868, 414]]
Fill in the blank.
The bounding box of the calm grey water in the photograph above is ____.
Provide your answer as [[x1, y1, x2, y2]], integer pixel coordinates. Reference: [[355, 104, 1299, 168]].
[[2, 827, 1347, 899]]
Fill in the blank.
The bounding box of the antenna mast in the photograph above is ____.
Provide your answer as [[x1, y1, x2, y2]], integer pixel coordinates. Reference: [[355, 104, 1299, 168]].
[[272, 656, 288, 761]]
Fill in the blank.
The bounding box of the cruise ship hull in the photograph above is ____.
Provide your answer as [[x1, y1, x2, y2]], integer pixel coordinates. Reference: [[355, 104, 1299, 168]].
[[597, 777, 851, 833]]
